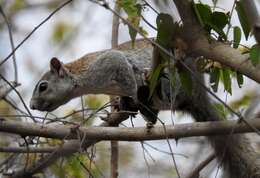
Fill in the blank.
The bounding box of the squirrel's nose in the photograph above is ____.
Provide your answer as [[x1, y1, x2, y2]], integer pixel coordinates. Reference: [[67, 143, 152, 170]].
[[30, 100, 36, 110]]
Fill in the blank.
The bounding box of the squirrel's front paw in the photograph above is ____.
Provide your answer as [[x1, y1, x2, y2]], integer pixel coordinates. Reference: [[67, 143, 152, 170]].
[[146, 121, 154, 132]]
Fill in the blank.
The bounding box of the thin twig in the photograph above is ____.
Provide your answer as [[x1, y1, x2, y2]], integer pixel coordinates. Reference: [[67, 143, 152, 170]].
[[141, 14, 157, 31], [11, 130, 77, 178], [141, 141, 151, 178], [0, 74, 36, 123], [225, 0, 236, 36], [85, 153, 106, 178], [80, 96, 85, 121], [143, 142, 188, 158], [138, 102, 181, 178], [142, 0, 159, 15], [0, 0, 73, 66], [3, 97, 27, 115], [88, 0, 260, 137], [185, 152, 216, 178], [0, 5, 18, 82], [0, 154, 17, 171], [110, 1, 120, 178], [141, 142, 156, 163]]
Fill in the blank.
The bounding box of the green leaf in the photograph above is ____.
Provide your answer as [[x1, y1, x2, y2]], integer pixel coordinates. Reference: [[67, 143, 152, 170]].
[[119, 0, 138, 16], [50, 161, 66, 178], [236, 1, 251, 40], [128, 4, 142, 46], [52, 22, 71, 43], [214, 103, 229, 118], [193, 3, 212, 31], [10, 0, 25, 12], [179, 69, 193, 95], [156, 13, 174, 47], [211, 11, 228, 30], [119, 0, 142, 45], [230, 93, 251, 110], [207, 21, 227, 40], [193, 3, 227, 40], [150, 13, 175, 99], [148, 64, 164, 99], [128, 24, 138, 46], [250, 44, 260, 65], [221, 69, 232, 95], [66, 156, 85, 178], [210, 67, 220, 92], [155, 13, 175, 62], [236, 72, 244, 88], [233, 26, 241, 48]]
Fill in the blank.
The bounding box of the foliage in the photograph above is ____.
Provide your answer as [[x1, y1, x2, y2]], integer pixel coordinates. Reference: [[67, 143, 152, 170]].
[[148, 1, 251, 97], [250, 45, 260, 65], [192, 1, 259, 94], [233, 26, 241, 48], [148, 13, 184, 98], [193, 3, 228, 40], [236, 0, 251, 40], [118, 0, 147, 46], [51, 21, 73, 43], [9, 0, 25, 13]]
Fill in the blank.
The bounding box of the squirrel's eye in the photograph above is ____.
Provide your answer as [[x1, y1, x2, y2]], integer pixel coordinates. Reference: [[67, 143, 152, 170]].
[[38, 81, 48, 92]]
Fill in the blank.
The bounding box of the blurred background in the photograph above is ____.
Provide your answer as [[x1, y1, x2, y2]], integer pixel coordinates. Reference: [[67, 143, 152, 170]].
[[0, 0, 259, 177]]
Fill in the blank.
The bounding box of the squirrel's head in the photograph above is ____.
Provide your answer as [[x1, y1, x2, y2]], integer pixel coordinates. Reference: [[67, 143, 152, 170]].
[[30, 57, 76, 112]]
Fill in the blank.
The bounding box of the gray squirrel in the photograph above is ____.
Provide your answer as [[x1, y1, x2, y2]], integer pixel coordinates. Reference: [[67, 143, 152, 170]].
[[30, 39, 260, 178]]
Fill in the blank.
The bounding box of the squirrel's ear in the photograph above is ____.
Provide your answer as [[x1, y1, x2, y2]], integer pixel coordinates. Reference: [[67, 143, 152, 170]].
[[50, 57, 67, 77]]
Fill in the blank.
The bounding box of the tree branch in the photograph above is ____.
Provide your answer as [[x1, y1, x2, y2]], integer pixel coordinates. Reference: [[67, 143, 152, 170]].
[[0, 5, 18, 82], [189, 37, 260, 83], [0, 0, 73, 67], [0, 146, 56, 153], [173, 0, 202, 41], [1, 118, 260, 141], [7, 115, 260, 177], [173, 0, 260, 83], [11, 140, 81, 178], [11, 111, 130, 178], [184, 152, 215, 178], [110, 1, 121, 177]]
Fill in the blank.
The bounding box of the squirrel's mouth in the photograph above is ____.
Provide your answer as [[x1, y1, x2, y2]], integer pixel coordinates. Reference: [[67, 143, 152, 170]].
[[30, 99, 58, 112]]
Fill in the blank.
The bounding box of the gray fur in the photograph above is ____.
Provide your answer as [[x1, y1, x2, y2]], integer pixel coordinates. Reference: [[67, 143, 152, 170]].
[[30, 48, 260, 178], [30, 49, 150, 111], [78, 50, 138, 97]]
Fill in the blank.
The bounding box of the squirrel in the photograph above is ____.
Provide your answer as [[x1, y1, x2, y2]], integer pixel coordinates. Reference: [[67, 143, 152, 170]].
[[30, 39, 260, 178]]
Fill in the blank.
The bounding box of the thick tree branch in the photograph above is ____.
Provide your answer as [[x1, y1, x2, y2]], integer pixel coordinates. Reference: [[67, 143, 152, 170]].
[[0, 146, 56, 153], [1, 118, 260, 141], [190, 37, 260, 83], [173, 0, 260, 83], [8, 116, 260, 178], [11, 111, 130, 178], [173, 0, 202, 41]]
